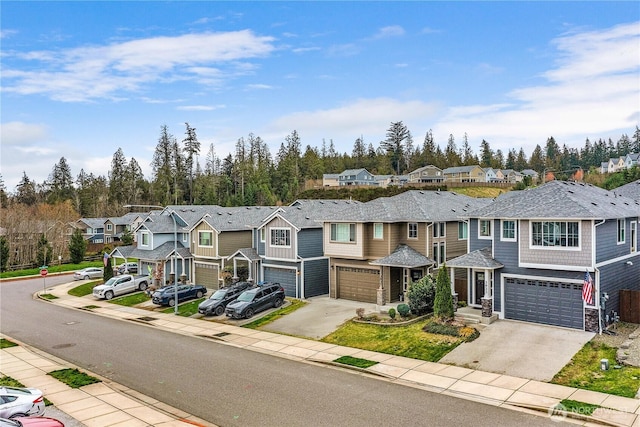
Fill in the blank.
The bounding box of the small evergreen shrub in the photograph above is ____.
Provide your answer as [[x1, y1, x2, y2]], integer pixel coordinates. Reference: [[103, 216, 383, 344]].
[[356, 308, 365, 318], [423, 321, 459, 337], [388, 308, 396, 319], [397, 303, 410, 318], [407, 275, 436, 315]]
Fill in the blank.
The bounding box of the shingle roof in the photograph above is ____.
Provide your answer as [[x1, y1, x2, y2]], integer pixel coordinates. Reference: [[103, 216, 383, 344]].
[[202, 206, 279, 231], [339, 168, 370, 176], [227, 247, 261, 262], [108, 212, 146, 226], [323, 190, 493, 223], [369, 244, 435, 268], [277, 200, 361, 229], [467, 180, 640, 219], [614, 179, 640, 202], [446, 247, 503, 269], [443, 165, 481, 174], [78, 218, 108, 229], [127, 241, 192, 262]]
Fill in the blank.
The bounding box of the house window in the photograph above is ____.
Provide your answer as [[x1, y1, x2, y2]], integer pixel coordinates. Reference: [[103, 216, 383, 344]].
[[433, 222, 445, 238], [106, 224, 112, 231], [531, 221, 579, 248], [199, 231, 213, 247], [631, 222, 637, 253], [141, 232, 150, 247], [373, 223, 383, 239], [433, 242, 446, 266], [260, 228, 266, 242], [182, 233, 188, 242], [408, 223, 418, 239], [271, 228, 291, 247], [479, 220, 492, 238], [618, 219, 626, 244], [501, 220, 516, 241], [458, 222, 468, 240], [330, 223, 356, 242]]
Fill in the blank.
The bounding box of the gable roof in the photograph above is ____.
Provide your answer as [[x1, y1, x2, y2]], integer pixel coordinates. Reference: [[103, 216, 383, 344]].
[[76, 217, 108, 230], [446, 247, 504, 269], [614, 179, 640, 202], [199, 206, 279, 232], [369, 244, 435, 268], [467, 180, 640, 219], [266, 199, 361, 229], [442, 165, 482, 174], [323, 190, 493, 223], [108, 212, 147, 226], [339, 168, 371, 177]]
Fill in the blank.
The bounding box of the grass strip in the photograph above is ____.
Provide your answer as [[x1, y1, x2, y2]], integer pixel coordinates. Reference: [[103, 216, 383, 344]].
[[242, 299, 307, 329], [47, 368, 101, 388], [39, 293, 58, 300], [0, 338, 18, 349], [558, 399, 600, 417], [68, 282, 98, 297], [334, 355, 378, 369], [110, 292, 150, 306], [161, 298, 205, 316]]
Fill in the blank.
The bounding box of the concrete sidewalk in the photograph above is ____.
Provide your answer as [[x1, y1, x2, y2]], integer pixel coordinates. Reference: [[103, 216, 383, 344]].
[[3, 281, 640, 427]]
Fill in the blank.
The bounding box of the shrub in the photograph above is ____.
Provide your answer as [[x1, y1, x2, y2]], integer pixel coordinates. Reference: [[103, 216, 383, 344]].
[[407, 275, 436, 315], [459, 326, 480, 342], [423, 321, 459, 337], [388, 308, 396, 319], [356, 307, 365, 319], [397, 303, 410, 318]]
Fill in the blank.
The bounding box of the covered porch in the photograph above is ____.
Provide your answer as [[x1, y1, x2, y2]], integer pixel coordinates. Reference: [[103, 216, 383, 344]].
[[227, 247, 261, 284]]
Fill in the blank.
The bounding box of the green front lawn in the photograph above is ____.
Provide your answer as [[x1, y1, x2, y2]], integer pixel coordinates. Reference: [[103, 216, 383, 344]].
[[0, 261, 104, 279], [110, 292, 150, 306], [321, 318, 463, 362], [552, 341, 640, 398], [242, 298, 307, 329], [68, 281, 100, 297]]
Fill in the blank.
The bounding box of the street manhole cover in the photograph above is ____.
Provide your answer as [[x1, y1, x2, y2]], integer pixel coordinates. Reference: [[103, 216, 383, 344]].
[[52, 343, 75, 349]]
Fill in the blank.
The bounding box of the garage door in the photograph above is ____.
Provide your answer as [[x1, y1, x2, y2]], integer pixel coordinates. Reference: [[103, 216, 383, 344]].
[[337, 267, 380, 303], [264, 267, 297, 297], [195, 263, 219, 289], [504, 277, 584, 329]]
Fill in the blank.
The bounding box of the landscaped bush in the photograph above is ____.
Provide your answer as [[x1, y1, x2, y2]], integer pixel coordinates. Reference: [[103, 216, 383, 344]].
[[397, 303, 410, 318], [356, 308, 365, 318], [423, 321, 459, 337], [388, 308, 396, 319], [459, 326, 480, 342], [407, 275, 436, 315]]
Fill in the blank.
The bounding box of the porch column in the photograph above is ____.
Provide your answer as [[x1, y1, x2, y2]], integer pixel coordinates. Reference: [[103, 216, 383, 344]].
[[449, 267, 458, 312], [247, 260, 253, 281], [481, 268, 492, 318], [232, 258, 238, 280], [376, 267, 386, 306]]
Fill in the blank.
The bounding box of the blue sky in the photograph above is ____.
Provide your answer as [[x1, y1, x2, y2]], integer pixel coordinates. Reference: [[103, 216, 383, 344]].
[[1, 1, 639, 191]]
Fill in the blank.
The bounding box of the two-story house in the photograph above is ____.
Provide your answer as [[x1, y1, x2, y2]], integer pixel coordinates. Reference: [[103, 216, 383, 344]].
[[322, 174, 340, 187], [500, 169, 524, 184], [104, 212, 146, 244], [322, 190, 493, 305], [483, 168, 499, 182], [73, 218, 108, 244], [448, 180, 640, 331], [338, 169, 378, 186], [408, 165, 445, 184], [443, 165, 486, 183], [624, 153, 640, 170]]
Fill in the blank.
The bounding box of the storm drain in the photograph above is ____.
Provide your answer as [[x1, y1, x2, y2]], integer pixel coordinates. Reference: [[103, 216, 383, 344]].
[[213, 332, 230, 337], [136, 316, 157, 322]]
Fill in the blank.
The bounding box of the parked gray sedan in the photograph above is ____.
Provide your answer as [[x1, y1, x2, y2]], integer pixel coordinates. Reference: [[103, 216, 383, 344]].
[[73, 267, 103, 280]]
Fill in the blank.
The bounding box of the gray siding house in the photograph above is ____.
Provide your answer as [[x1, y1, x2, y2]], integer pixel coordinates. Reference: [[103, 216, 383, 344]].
[[448, 181, 640, 331]]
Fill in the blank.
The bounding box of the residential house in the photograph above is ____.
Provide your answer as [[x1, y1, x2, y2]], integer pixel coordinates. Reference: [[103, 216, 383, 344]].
[[614, 179, 640, 202], [254, 199, 360, 298], [322, 174, 340, 187], [624, 153, 640, 170], [104, 212, 147, 244], [448, 180, 640, 331], [483, 168, 499, 182], [338, 169, 378, 186], [500, 169, 524, 184], [600, 162, 610, 174], [190, 205, 277, 288], [608, 157, 626, 173], [443, 165, 486, 183], [73, 218, 108, 244], [521, 169, 540, 183], [408, 165, 445, 184], [322, 190, 493, 305]]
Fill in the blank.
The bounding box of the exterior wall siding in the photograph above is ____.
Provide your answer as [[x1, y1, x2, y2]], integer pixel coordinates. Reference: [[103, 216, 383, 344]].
[[364, 223, 390, 258], [446, 222, 467, 259], [468, 219, 493, 253], [298, 229, 323, 258], [192, 222, 218, 258], [599, 258, 640, 317], [265, 217, 296, 260], [596, 219, 634, 263], [404, 222, 428, 255], [519, 220, 592, 268], [219, 231, 252, 257], [303, 258, 329, 297], [324, 223, 365, 258]]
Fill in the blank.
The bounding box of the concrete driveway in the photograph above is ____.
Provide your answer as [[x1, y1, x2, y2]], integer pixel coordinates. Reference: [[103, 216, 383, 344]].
[[263, 296, 377, 339], [439, 320, 595, 382]]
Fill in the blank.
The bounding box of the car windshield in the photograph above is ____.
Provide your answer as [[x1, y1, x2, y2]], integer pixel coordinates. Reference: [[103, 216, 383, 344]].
[[236, 291, 255, 302], [210, 290, 227, 300], [103, 277, 118, 286]]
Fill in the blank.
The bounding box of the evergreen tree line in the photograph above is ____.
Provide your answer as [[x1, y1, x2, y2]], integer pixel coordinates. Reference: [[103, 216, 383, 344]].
[[2, 122, 639, 217]]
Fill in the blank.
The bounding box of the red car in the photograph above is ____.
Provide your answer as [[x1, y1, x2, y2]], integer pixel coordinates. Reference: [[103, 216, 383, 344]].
[[0, 417, 64, 427]]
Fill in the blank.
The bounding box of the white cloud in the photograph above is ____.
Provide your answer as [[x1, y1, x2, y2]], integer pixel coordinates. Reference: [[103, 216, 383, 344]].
[[0, 121, 48, 145], [371, 25, 405, 39], [2, 30, 277, 102]]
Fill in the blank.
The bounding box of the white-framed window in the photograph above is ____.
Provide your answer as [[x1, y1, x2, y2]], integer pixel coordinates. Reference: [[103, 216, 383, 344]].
[[260, 227, 266, 242], [501, 220, 516, 241], [330, 223, 356, 243], [373, 223, 383, 239], [531, 221, 579, 248], [182, 233, 188, 242], [408, 223, 418, 239], [433, 222, 445, 238], [141, 232, 150, 247], [270, 228, 291, 247], [479, 220, 492, 238], [106, 224, 112, 231], [199, 231, 213, 247], [458, 222, 468, 240], [631, 221, 637, 253], [618, 219, 626, 244]]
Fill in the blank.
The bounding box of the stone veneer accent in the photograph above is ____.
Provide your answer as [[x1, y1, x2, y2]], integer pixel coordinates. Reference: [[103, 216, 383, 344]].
[[584, 307, 599, 333], [481, 297, 492, 318], [377, 286, 386, 306], [452, 293, 458, 312]]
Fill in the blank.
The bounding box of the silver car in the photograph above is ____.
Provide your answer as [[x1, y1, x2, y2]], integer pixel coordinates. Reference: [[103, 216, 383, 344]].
[[0, 386, 45, 419], [73, 267, 103, 280]]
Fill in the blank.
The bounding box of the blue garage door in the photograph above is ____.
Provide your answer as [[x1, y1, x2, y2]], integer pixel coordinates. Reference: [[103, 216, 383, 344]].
[[504, 277, 584, 329], [264, 267, 297, 297]]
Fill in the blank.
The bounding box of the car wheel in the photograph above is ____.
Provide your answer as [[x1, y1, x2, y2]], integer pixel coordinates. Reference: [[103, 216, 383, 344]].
[[139, 282, 148, 291], [168, 298, 176, 307], [196, 290, 203, 298], [84, 275, 89, 280], [9, 413, 27, 419], [214, 305, 225, 316], [105, 291, 114, 300], [244, 308, 254, 319], [273, 297, 283, 308]]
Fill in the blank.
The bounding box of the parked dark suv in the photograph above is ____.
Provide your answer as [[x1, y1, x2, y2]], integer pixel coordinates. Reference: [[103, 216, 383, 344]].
[[225, 283, 285, 319], [198, 282, 254, 316]]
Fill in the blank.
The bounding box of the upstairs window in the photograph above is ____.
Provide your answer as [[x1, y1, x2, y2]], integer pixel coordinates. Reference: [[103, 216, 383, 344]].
[[618, 219, 626, 244], [458, 222, 468, 240], [531, 221, 579, 248], [331, 223, 356, 242], [141, 232, 150, 246], [479, 220, 492, 238], [408, 223, 418, 239], [433, 222, 445, 238], [270, 228, 291, 247], [501, 220, 516, 241], [199, 231, 213, 247], [373, 223, 383, 239]]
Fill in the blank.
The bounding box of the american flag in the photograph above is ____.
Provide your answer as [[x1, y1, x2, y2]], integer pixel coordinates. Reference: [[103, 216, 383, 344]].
[[103, 252, 109, 267], [582, 271, 594, 305]]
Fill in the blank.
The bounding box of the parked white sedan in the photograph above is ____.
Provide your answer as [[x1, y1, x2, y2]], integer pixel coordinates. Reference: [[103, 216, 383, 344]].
[[73, 267, 103, 280], [0, 386, 45, 419]]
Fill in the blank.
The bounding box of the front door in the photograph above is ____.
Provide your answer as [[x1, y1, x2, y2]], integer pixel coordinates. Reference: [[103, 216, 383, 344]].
[[474, 272, 485, 305]]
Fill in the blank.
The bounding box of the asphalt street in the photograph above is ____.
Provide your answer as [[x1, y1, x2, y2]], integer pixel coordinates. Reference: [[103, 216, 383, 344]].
[[1, 276, 569, 427]]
